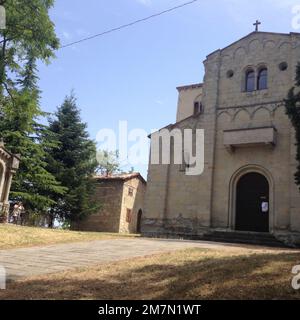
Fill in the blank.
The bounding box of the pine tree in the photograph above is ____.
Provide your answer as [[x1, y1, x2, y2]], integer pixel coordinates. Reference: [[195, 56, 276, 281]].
[[47, 93, 98, 224], [285, 63, 300, 189]]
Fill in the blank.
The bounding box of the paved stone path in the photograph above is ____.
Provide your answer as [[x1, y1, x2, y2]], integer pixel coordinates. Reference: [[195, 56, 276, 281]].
[[0, 238, 294, 280]]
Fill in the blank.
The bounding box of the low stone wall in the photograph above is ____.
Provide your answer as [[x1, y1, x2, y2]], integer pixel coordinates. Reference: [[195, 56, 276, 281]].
[[141, 218, 210, 238], [274, 231, 300, 248]]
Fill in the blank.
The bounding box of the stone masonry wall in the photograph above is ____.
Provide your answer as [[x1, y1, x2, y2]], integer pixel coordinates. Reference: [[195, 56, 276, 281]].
[[143, 32, 300, 239], [119, 177, 146, 234], [74, 180, 123, 233]]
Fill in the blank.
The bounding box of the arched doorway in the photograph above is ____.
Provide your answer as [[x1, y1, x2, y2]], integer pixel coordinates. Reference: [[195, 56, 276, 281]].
[[136, 209, 143, 234], [235, 172, 269, 233]]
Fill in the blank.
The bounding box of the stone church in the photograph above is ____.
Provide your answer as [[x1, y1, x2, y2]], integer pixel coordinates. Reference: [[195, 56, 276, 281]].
[[143, 29, 300, 246]]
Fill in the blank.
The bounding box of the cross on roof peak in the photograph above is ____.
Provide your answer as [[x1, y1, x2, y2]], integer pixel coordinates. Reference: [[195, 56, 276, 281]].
[[253, 20, 261, 32]]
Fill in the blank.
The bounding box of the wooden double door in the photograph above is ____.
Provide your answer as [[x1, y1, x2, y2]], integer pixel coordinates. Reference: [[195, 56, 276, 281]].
[[236, 172, 269, 233]]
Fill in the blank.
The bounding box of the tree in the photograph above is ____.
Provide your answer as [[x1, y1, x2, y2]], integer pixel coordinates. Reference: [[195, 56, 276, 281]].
[[0, 0, 59, 94], [96, 150, 121, 176], [0, 82, 66, 212], [0, 1, 65, 213], [47, 93, 98, 224], [285, 63, 300, 189]]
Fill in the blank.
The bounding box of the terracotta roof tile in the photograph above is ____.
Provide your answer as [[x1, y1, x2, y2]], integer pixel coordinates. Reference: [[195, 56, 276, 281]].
[[94, 173, 146, 184]]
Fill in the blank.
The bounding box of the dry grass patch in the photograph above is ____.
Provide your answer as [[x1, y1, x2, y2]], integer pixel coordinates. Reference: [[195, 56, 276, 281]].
[[1, 247, 300, 300], [0, 224, 139, 249]]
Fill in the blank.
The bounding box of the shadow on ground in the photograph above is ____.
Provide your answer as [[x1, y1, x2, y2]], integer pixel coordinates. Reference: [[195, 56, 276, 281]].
[[0, 250, 300, 300]]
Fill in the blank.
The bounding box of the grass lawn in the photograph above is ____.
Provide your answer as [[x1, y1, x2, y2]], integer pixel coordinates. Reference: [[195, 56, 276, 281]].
[[0, 224, 139, 250], [1, 247, 300, 300]]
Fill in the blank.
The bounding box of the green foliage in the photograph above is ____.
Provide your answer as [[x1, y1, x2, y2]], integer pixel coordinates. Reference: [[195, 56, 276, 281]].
[[0, 60, 66, 211], [0, 1, 64, 212], [0, 0, 59, 89], [96, 150, 121, 176], [285, 63, 300, 189], [47, 93, 98, 223]]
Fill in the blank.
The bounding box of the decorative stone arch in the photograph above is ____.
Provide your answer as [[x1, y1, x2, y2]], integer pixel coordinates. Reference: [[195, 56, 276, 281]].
[[217, 110, 233, 130], [217, 110, 232, 121], [232, 107, 251, 123], [248, 38, 262, 52], [263, 40, 276, 50], [228, 164, 275, 233], [278, 41, 292, 52], [233, 46, 247, 60], [251, 106, 272, 121]]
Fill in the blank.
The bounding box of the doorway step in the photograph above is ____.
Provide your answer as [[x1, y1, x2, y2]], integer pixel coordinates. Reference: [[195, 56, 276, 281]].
[[200, 230, 289, 248]]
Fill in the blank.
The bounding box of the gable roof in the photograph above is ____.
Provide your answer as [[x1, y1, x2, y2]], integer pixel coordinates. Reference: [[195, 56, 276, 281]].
[[148, 112, 201, 138], [94, 173, 146, 185], [206, 31, 300, 58]]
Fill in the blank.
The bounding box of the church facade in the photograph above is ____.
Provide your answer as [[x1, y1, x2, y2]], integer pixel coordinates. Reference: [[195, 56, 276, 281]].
[[142, 31, 300, 246]]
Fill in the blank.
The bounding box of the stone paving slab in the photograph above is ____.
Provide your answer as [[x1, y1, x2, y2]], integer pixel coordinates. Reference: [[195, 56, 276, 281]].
[[0, 238, 295, 281]]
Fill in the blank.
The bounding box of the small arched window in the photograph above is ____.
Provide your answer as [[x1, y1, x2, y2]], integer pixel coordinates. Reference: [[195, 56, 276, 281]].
[[245, 69, 255, 92], [257, 68, 268, 90]]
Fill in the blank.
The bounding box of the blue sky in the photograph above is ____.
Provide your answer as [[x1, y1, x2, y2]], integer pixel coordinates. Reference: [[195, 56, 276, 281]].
[[38, 0, 300, 177]]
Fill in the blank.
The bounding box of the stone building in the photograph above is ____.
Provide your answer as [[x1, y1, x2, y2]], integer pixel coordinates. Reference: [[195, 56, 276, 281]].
[[0, 141, 20, 223], [75, 173, 146, 234], [143, 29, 300, 246]]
